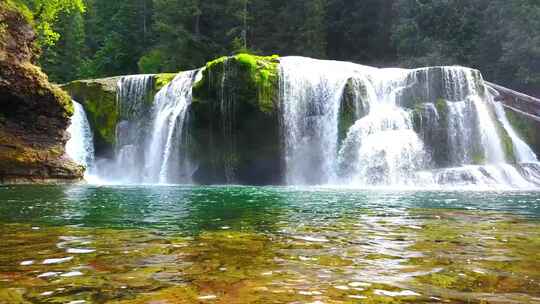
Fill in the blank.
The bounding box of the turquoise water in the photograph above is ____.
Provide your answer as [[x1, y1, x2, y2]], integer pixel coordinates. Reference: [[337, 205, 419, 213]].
[[2, 185, 540, 230], [1, 185, 540, 303]]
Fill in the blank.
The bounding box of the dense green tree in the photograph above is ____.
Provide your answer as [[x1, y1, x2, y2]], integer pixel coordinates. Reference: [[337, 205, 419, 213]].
[[14, 0, 85, 47], [31, 0, 540, 95], [40, 9, 85, 82], [326, 0, 396, 64], [78, 0, 154, 78], [393, 0, 540, 94]]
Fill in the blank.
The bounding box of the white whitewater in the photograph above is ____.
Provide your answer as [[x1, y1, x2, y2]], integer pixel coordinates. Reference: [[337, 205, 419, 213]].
[[114, 75, 154, 182], [446, 101, 474, 165], [338, 106, 427, 186], [279, 57, 540, 189], [117, 75, 154, 121], [66, 100, 95, 178], [145, 70, 198, 184], [279, 57, 379, 184]]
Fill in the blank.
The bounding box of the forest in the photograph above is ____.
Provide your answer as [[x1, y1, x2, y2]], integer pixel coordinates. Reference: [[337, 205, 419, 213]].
[[11, 0, 540, 95]]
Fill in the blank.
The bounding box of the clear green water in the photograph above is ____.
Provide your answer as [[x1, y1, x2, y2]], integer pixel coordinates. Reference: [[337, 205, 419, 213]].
[[1, 185, 540, 303]]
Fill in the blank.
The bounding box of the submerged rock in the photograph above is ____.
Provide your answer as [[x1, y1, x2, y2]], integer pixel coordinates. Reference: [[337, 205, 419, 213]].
[[0, 3, 83, 183]]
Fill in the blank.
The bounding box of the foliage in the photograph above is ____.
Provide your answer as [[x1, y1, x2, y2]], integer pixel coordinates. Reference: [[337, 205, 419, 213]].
[[14, 0, 85, 47], [39, 9, 84, 82], [30, 0, 540, 97], [4, 0, 34, 24], [138, 49, 166, 74], [393, 0, 540, 94]]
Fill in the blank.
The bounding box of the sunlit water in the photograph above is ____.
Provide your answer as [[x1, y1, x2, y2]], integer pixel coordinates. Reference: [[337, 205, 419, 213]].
[[1, 185, 540, 303]]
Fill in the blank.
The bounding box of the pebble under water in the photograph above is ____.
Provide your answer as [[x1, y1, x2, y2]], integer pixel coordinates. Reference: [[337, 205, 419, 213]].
[[0, 185, 540, 303]]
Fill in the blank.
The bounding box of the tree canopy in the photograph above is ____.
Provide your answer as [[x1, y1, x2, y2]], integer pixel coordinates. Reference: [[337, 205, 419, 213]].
[[17, 0, 540, 95]]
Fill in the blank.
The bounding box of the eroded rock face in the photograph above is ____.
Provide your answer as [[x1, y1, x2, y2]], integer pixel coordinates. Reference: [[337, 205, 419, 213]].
[[190, 55, 282, 185], [0, 3, 83, 183]]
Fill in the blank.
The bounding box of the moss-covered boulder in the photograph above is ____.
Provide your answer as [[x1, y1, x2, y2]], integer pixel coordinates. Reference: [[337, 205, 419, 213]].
[[189, 54, 282, 185], [0, 2, 83, 183]]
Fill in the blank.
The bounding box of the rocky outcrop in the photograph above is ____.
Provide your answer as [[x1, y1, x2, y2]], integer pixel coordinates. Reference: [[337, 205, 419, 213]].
[[190, 54, 282, 185], [0, 3, 83, 183]]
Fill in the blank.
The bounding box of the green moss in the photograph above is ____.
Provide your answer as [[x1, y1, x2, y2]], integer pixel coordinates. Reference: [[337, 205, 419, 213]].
[[63, 80, 119, 150], [411, 103, 425, 133], [52, 85, 74, 116], [423, 273, 459, 289], [193, 54, 280, 114], [497, 123, 516, 163], [486, 102, 516, 163], [154, 73, 177, 92], [0, 288, 29, 304]]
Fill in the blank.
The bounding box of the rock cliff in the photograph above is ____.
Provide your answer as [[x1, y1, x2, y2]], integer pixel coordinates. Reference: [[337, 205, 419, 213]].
[[0, 2, 83, 183]]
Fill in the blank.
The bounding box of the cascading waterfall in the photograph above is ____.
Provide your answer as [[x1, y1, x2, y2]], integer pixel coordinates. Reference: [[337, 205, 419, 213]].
[[338, 105, 428, 185], [489, 87, 538, 163], [110, 75, 155, 183], [279, 58, 540, 188], [145, 70, 198, 184], [66, 100, 95, 178], [72, 55, 539, 189], [218, 60, 238, 183], [279, 57, 379, 184]]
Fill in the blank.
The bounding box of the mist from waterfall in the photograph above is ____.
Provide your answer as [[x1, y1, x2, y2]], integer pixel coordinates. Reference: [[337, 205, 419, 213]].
[[66, 100, 95, 179]]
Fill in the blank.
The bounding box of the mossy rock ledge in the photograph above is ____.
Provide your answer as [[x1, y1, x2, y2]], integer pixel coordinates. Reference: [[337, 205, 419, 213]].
[[0, 3, 83, 184], [189, 54, 282, 185]]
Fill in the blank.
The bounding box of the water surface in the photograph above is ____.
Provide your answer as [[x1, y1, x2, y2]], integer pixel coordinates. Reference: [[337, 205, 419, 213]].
[[1, 185, 539, 303]]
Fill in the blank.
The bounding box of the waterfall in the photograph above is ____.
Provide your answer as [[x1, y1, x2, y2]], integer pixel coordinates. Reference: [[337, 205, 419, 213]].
[[110, 75, 155, 182], [279, 57, 540, 189], [117, 75, 154, 121], [66, 100, 95, 178], [89, 72, 199, 184], [279, 57, 379, 184], [145, 70, 198, 184], [446, 100, 475, 165], [338, 105, 428, 185], [72, 55, 539, 189], [490, 88, 538, 163], [219, 60, 238, 183]]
